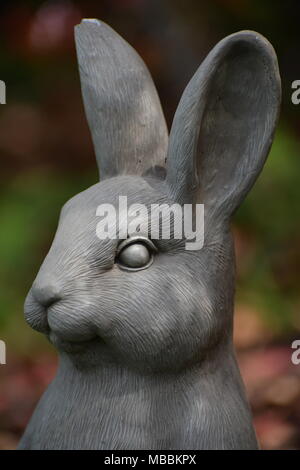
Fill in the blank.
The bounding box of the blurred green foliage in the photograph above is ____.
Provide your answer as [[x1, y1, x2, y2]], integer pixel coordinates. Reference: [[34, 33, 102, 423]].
[[235, 126, 300, 331]]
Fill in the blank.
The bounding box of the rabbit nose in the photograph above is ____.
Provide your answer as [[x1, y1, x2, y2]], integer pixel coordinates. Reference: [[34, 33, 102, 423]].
[[32, 283, 62, 308]]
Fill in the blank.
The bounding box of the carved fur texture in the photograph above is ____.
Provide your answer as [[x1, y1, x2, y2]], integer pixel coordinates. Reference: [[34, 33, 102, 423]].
[[18, 20, 281, 450]]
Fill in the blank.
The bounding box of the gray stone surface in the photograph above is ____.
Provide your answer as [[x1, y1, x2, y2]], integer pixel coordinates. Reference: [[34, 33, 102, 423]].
[[18, 20, 281, 450]]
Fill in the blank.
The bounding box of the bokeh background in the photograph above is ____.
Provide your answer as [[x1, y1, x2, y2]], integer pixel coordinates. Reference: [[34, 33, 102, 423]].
[[0, 0, 300, 450]]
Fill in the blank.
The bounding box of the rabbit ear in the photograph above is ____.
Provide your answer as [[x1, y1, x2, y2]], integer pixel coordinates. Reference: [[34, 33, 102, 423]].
[[166, 31, 281, 219], [75, 19, 168, 179]]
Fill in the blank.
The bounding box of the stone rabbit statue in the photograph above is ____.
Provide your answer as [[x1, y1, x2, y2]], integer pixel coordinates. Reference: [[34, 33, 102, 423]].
[[19, 19, 281, 449]]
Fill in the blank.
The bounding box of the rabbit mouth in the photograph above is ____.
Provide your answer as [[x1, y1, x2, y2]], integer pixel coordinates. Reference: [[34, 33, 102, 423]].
[[48, 330, 98, 353]]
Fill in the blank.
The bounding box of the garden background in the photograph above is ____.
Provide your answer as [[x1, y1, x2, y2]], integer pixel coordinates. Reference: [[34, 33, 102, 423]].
[[0, 0, 300, 449]]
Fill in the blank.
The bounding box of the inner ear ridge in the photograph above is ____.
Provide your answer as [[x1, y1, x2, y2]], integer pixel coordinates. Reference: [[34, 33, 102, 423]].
[[166, 31, 281, 216], [197, 37, 278, 213]]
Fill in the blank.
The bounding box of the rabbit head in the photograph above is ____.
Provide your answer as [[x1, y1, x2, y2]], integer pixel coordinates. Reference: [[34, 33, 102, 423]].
[[24, 20, 281, 372]]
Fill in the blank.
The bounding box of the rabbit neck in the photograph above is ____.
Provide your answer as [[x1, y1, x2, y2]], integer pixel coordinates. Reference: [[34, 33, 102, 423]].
[[19, 342, 258, 449]]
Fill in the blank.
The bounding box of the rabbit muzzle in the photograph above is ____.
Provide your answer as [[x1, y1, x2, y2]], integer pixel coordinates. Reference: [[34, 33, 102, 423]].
[[24, 285, 98, 350]]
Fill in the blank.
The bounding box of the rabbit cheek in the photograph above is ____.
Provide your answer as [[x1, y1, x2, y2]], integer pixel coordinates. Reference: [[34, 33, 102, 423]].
[[43, 298, 97, 344]]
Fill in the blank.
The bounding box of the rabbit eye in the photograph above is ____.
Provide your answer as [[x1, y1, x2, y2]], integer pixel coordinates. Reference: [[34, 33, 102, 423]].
[[116, 236, 157, 271]]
